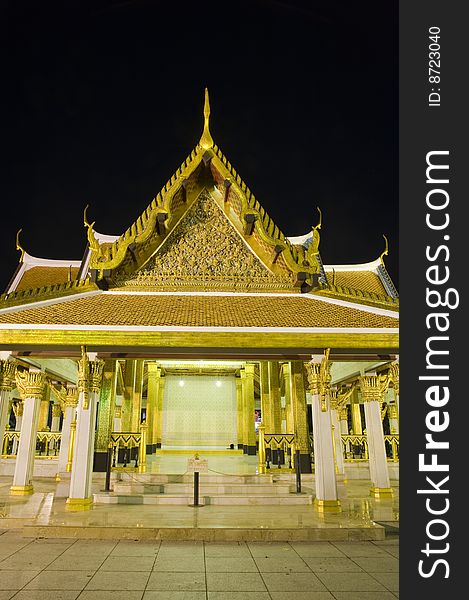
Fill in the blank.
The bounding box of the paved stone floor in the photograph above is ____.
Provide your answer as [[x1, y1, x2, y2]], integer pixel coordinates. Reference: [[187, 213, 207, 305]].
[[0, 530, 399, 599]]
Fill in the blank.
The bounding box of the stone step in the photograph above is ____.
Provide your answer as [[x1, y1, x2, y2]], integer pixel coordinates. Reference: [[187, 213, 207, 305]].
[[115, 473, 275, 485], [93, 492, 313, 506], [112, 482, 294, 495]]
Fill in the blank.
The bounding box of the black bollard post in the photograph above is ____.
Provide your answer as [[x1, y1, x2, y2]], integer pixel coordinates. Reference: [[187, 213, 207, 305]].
[[193, 471, 200, 506], [295, 449, 302, 494], [105, 443, 112, 492]]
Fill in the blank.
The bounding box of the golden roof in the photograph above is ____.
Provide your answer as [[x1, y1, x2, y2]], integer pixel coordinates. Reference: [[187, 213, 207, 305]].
[[0, 292, 399, 329], [15, 266, 80, 292], [327, 270, 386, 295]]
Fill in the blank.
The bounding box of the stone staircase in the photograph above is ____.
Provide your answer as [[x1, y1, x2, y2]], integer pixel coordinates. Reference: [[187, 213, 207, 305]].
[[93, 473, 315, 506]]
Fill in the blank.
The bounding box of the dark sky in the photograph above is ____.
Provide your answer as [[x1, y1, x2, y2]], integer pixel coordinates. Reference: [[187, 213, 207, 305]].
[[0, 0, 398, 291]]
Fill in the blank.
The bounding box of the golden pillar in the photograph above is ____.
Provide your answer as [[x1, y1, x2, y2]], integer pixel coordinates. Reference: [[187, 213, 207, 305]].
[[121, 360, 136, 432], [259, 362, 272, 432], [131, 360, 144, 432], [288, 361, 311, 473], [281, 363, 294, 434], [147, 363, 162, 452], [95, 360, 117, 465], [38, 385, 51, 431], [156, 370, 165, 448], [241, 364, 256, 454], [235, 376, 243, 449], [268, 361, 282, 432], [350, 388, 363, 435]]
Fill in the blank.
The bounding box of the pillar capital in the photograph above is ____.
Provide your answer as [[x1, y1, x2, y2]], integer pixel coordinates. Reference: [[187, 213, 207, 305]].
[[65, 386, 79, 408], [0, 360, 17, 392], [244, 363, 256, 378], [15, 370, 47, 400], [147, 362, 162, 377], [305, 350, 331, 411], [78, 350, 105, 408], [359, 374, 388, 403], [52, 403, 62, 418]]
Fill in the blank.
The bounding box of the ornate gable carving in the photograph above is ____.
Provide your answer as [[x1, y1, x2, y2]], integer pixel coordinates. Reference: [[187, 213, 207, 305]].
[[115, 190, 294, 292]]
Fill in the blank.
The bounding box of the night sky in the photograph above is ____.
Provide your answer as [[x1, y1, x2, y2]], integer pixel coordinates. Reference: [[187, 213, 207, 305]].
[[0, 0, 398, 291]]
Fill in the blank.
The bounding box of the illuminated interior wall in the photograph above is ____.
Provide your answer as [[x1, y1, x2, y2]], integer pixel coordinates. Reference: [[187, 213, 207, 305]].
[[162, 375, 237, 447]]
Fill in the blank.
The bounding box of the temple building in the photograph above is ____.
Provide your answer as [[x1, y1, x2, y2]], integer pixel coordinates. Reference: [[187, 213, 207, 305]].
[[0, 90, 399, 513]]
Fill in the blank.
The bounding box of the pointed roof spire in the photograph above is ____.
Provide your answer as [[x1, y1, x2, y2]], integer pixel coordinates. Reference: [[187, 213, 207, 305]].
[[16, 228, 26, 262], [199, 87, 214, 149]]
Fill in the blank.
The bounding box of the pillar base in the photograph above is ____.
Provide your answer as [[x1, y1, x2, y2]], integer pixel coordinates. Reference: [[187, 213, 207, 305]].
[[313, 498, 342, 513], [66, 497, 94, 511], [137, 465, 147, 473], [370, 487, 394, 498], [10, 484, 34, 496]]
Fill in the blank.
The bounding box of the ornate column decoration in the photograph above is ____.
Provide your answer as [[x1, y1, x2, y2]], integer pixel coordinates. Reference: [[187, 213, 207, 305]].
[[359, 373, 393, 498], [10, 369, 47, 495], [306, 349, 340, 512], [131, 360, 144, 432], [147, 363, 162, 451], [268, 361, 282, 433], [260, 362, 273, 433], [0, 360, 16, 459], [67, 348, 104, 510], [289, 361, 311, 473], [235, 376, 243, 449], [156, 370, 165, 449], [389, 360, 400, 411], [280, 363, 294, 434], [241, 364, 256, 455]]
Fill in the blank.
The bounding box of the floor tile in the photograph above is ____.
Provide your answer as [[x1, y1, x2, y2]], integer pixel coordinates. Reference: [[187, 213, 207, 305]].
[[110, 542, 160, 556], [316, 572, 387, 591], [206, 572, 267, 592], [100, 555, 155, 571], [331, 593, 397, 600], [78, 592, 144, 600], [24, 571, 95, 590], [205, 556, 257, 572], [204, 543, 251, 558], [12, 592, 81, 600], [261, 572, 327, 592], [0, 570, 39, 589], [143, 593, 207, 600], [146, 572, 206, 591], [331, 543, 388, 557], [0, 554, 58, 570], [0, 593, 15, 600], [85, 571, 150, 590], [368, 572, 399, 591], [207, 593, 271, 600], [153, 556, 205, 572], [353, 556, 399, 572], [304, 557, 364, 572], [247, 543, 296, 557], [290, 543, 346, 558], [45, 555, 105, 571], [254, 556, 310, 573], [269, 593, 335, 600]]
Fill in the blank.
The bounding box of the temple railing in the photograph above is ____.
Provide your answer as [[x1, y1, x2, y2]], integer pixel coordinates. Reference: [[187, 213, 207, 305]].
[[341, 434, 399, 462], [2, 430, 62, 458], [257, 427, 296, 473], [109, 423, 147, 473]]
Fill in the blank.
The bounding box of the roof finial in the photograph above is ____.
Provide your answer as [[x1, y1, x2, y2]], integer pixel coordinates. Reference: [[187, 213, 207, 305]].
[[199, 87, 214, 149], [380, 234, 389, 264], [313, 207, 322, 231], [15, 228, 25, 262]]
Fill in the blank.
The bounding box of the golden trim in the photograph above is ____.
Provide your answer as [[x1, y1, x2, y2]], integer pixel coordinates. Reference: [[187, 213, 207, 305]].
[[66, 497, 94, 510], [313, 498, 342, 513], [370, 487, 394, 498], [0, 329, 399, 349], [10, 484, 34, 495]]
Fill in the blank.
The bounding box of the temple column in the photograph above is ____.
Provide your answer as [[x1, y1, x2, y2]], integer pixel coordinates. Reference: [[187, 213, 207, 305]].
[[281, 363, 294, 433], [0, 359, 16, 455], [67, 352, 104, 510], [330, 393, 345, 476], [113, 398, 122, 432], [288, 361, 311, 473], [156, 372, 165, 449], [268, 361, 282, 432], [306, 352, 341, 512], [131, 360, 144, 432], [12, 401, 23, 454], [10, 369, 48, 495], [51, 403, 62, 432], [389, 360, 400, 412], [235, 376, 243, 449], [388, 403, 399, 434], [94, 360, 117, 471], [339, 406, 350, 458], [360, 374, 393, 498], [260, 362, 272, 432], [122, 360, 136, 432], [57, 387, 78, 476], [147, 364, 162, 451], [38, 385, 51, 432], [241, 364, 256, 455], [350, 388, 363, 435]]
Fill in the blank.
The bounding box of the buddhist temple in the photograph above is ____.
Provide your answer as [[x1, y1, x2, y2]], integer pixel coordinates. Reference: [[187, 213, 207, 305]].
[[0, 90, 399, 516]]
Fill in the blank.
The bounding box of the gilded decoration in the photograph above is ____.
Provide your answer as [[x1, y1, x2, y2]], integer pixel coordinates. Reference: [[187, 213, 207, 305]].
[[15, 370, 47, 401], [0, 360, 16, 392], [77, 348, 105, 409], [359, 374, 389, 403], [52, 403, 62, 418], [305, 349, 332, 412], [118, 191, 293, 291], [389, 361, 399, 395]]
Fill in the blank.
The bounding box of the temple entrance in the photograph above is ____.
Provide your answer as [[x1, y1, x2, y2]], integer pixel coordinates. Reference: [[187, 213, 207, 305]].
[[161, 374, 237, 449]]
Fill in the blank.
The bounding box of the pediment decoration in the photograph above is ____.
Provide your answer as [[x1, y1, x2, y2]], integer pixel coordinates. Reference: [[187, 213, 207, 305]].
[[115, 190, 294, 292]]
